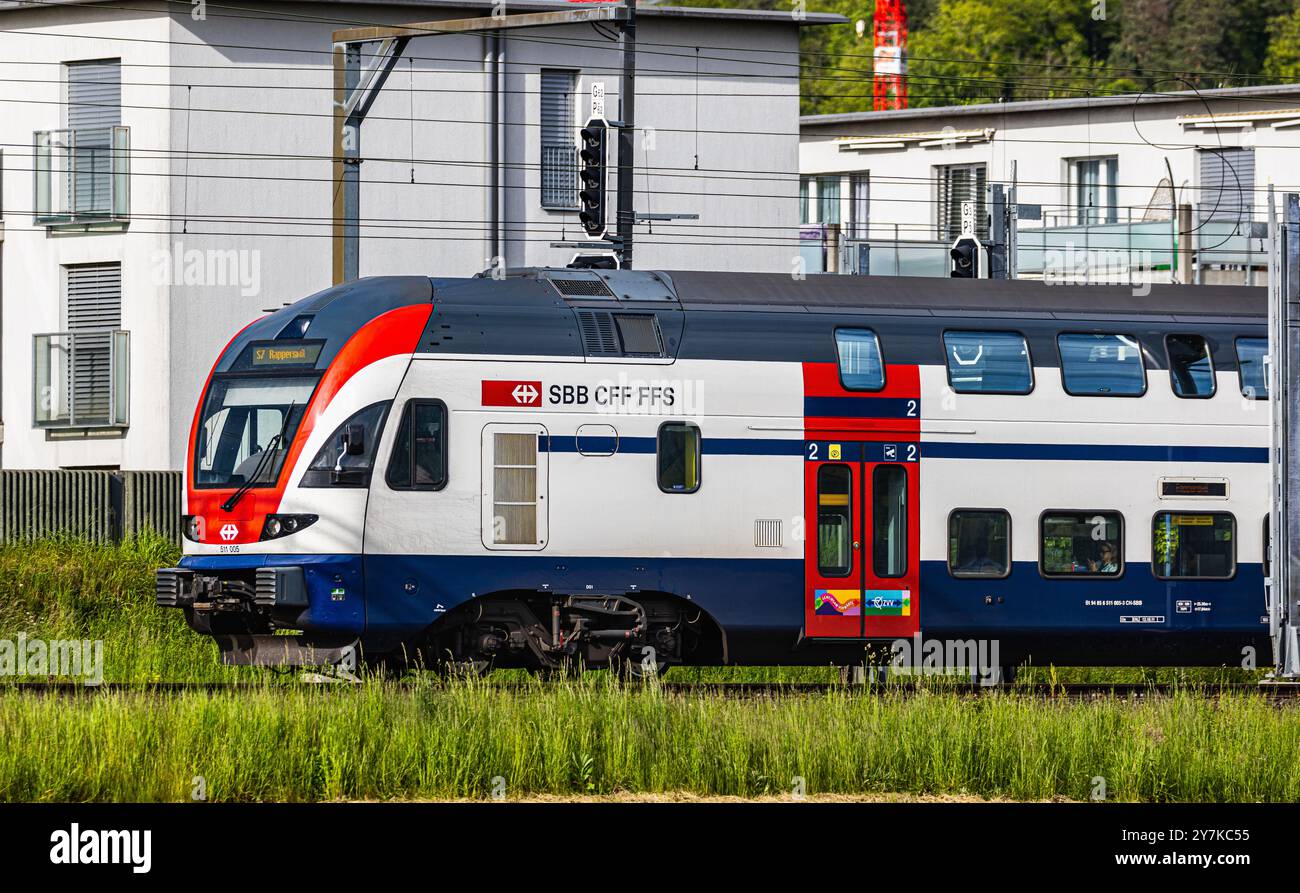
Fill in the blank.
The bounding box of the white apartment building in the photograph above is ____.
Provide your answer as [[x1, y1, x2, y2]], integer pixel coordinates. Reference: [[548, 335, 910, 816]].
[[799, 85, 1300, 283], [0, 0, 839, 470]]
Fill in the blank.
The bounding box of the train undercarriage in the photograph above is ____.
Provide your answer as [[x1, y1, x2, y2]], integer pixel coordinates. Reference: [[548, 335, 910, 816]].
[[157, 566, 723, 675]]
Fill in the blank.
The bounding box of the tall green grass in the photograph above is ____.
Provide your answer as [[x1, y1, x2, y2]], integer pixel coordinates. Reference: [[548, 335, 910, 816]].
[[0, 535, 240, 682], [0, 538, 1294, 803], [0, 677, 1296, 802]]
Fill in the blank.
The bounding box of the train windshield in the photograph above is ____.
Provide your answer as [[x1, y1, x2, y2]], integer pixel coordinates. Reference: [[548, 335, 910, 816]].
[[194, 375, 317, 488]]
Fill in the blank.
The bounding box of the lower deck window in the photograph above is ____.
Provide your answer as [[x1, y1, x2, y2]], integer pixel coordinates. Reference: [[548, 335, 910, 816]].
[[1041, 511, 1122, 576], [949, 509, 1010, 577], [1153, 512, 1235, 579]]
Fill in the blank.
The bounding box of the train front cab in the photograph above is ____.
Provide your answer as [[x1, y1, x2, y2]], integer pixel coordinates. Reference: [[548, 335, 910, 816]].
[[155, 278, 435, 668]]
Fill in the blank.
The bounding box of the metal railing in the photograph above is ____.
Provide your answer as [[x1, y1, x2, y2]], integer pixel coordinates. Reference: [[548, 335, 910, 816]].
[[33, 126, 130, 224], [33, 330, 130, 429], [0, 470, 182, 545]]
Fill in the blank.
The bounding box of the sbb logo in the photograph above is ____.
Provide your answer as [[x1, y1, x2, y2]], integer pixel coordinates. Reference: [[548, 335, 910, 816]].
[[219, 523, 238, 541], [482, 380, 542, 407]]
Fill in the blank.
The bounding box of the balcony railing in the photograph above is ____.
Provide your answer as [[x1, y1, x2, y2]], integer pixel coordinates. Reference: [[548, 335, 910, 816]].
[[33, 330, 130, 429], [33, 127, 130, 225]]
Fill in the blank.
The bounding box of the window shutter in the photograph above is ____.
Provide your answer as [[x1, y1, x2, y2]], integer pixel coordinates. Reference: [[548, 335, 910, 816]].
[[65, 263, 121, 425], [938, 165, 987, 240], [67, 60, 120, 215], [1198, 148, 1254, 224], [540, 69, 577, 209]]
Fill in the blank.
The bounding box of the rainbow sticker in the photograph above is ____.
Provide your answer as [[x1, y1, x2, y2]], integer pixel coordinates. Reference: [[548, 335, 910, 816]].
[[814, 589, 861, 616]]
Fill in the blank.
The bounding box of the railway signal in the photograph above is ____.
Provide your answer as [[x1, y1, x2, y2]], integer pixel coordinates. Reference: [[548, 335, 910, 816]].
[[950, 235, 983, 278], [578, 118, 608, 238]]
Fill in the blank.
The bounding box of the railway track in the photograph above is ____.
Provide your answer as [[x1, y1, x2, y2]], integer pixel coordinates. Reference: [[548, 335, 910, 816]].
[[1, 680, 1298, 699]]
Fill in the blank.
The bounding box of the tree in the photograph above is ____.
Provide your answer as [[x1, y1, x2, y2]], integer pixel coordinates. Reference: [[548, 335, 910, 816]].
[[1264, 1, 1300, 80]]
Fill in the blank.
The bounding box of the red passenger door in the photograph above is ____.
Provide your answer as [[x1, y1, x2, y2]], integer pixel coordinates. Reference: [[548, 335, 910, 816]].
[[860, 450, 920, 641], [801, 358, 921, 642], [804, 440, 864, 638]]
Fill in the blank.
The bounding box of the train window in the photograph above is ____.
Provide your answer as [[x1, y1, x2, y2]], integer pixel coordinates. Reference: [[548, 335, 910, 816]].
[[942, 331, 1033, 394], [1057, 333, 1146, 396], [817, 464, 852, 577], [948, 510, 1010, 578], [301, 401, 391, 487], [1152, 512, 1235, 579], [1040, 511, 1123, 577], [385, 400, 447, 490], [1236, 337, 1269, 400], [873, 465, 908, 577], [657, 422, 701, 493], [1166, 334, 1216, 398], [834, 328, 885, 391]]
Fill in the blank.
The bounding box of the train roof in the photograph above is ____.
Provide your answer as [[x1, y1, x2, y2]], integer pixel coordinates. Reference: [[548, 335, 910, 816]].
[[658, 271, 1267, 320]]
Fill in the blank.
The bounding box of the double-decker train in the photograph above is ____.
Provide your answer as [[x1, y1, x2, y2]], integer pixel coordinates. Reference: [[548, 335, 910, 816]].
[[156, 269, 1271, 675]]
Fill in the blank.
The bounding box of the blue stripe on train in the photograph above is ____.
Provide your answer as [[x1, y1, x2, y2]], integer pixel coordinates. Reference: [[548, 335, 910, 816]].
[[804, 396, 918, 418], [922, 442, 1268, 464], [545, 436, 1264, 463], [545, 435, 804, 456]]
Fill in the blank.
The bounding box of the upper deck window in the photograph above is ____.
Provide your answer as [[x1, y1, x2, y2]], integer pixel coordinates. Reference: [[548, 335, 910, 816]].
[[1236, 337, 1268, 400], [834, 328, 884, 391], [943, 331, 1033, 394], [1057, 333, 1146, 396], [1166, 334, 1216, 398], [194, 375, 317, 488]]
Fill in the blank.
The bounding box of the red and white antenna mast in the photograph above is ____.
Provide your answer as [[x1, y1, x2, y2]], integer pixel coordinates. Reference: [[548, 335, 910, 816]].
[[872, 0, 908, 111]]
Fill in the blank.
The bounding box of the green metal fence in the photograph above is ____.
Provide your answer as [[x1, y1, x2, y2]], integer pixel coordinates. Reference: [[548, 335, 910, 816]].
[[0, 470, 182, 545]]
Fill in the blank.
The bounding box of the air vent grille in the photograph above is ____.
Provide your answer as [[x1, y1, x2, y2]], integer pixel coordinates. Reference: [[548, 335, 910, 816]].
[[577, 310, 620, 356], [551, 277, 614, 297], [755, 519, 783, 548]]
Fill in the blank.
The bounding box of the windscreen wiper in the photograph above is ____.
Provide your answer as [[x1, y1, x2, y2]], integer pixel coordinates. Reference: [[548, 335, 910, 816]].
[[220, 401, 295, 512]]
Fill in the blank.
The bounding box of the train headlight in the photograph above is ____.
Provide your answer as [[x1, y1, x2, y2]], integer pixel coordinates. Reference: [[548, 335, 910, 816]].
[[183, 515, 203, 543], [260, 513, 318, 541]]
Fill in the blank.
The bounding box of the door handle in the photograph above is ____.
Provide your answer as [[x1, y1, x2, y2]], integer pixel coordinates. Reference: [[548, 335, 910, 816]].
[[852, 541, 860, 550]]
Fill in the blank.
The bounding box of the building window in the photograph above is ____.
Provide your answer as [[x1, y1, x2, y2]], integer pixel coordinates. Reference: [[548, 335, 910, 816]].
[[1070, 156, 1118, 225], [540, 69, 578, 209], [1152, 512, 1235, 580], [386, 400, 447, 490], [1236, 337, 1268, 399], [1040, 511, 1123, 577], [35, 59, 129, 224], [834, 328, 885, 391], [949, 509, 1010, 578], [1166, 334, 1215, 398], [937, 163, 986, 240], [872, 465, 907, 578], [657, 422, 700, 493], [34, 262, 129, 429], [1057, 333, 1146, 397], [942, 330, 1033, 394], [849, 173, 869, 239], [816, 175, 841, 224], [817, 464, 852, 577], [1198, 147, 1254, 224], [799, 176, 811, 225]]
